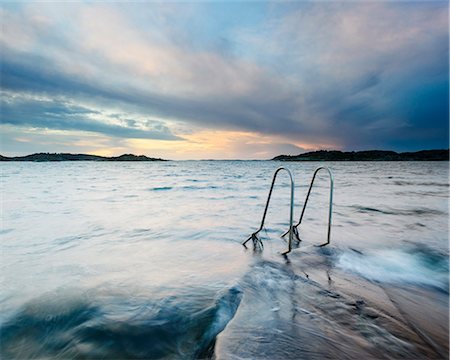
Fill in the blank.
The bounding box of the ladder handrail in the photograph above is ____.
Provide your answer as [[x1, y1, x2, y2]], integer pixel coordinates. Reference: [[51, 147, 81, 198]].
[[283, 166, 333, 246], [242, 167, 295, 255]]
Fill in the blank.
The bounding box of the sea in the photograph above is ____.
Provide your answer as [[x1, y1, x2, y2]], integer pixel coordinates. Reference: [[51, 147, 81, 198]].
[[1, 160, 448, 359]]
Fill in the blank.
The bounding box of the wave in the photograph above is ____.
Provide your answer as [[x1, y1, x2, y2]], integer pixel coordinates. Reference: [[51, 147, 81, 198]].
[[149, 186, 173, 191], [181, 185, 220, 190], [336, 245, 449, 292], [393, 180, 449, 187], [350, 205, 445, 216], [149, 185, 224, 192], [0, 286, 242, 359]]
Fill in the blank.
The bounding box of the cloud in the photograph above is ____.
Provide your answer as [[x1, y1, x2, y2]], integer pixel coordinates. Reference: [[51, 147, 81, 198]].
[[0, 1, 448, 156], [233, 2, 449, 147], [0, 57, 306, 141], [1, 91, 181, 140]]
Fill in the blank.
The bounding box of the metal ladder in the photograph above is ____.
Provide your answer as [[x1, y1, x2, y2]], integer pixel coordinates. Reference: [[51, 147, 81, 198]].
[[243, 166, 334, 255]]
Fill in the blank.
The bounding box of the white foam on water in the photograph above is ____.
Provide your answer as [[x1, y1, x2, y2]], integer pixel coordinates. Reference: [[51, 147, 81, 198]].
[[337, 248, 449, 292]]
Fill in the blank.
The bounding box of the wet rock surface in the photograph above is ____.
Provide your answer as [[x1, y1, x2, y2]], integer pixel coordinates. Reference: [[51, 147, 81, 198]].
[[215, 248, 448, 360]]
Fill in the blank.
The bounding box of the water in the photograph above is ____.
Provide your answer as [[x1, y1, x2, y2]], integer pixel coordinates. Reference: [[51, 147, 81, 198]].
[[1, 161, 448, 359]]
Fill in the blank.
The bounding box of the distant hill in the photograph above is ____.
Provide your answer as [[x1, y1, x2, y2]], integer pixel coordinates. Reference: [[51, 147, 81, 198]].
[[273, 149, 449, 161], [0, 153, 166, 162]]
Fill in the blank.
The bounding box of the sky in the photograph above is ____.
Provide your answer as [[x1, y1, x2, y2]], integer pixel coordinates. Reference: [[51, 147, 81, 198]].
[[0, 1, 448, 160]]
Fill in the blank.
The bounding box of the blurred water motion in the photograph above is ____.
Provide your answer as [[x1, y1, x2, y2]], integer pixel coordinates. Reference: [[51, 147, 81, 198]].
[[1, 161, 448, 359]]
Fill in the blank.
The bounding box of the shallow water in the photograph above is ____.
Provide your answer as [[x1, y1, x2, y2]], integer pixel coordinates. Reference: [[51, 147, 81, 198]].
[[1, 161, 448, 359]]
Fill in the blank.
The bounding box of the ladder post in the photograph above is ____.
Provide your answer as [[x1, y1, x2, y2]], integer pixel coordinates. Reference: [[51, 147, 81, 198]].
[[243, 167, 295, 255]]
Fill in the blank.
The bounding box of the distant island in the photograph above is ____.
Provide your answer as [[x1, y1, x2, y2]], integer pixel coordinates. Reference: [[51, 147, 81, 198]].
[[273, 149, 449, 161], [0, 153, 166, 162]]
